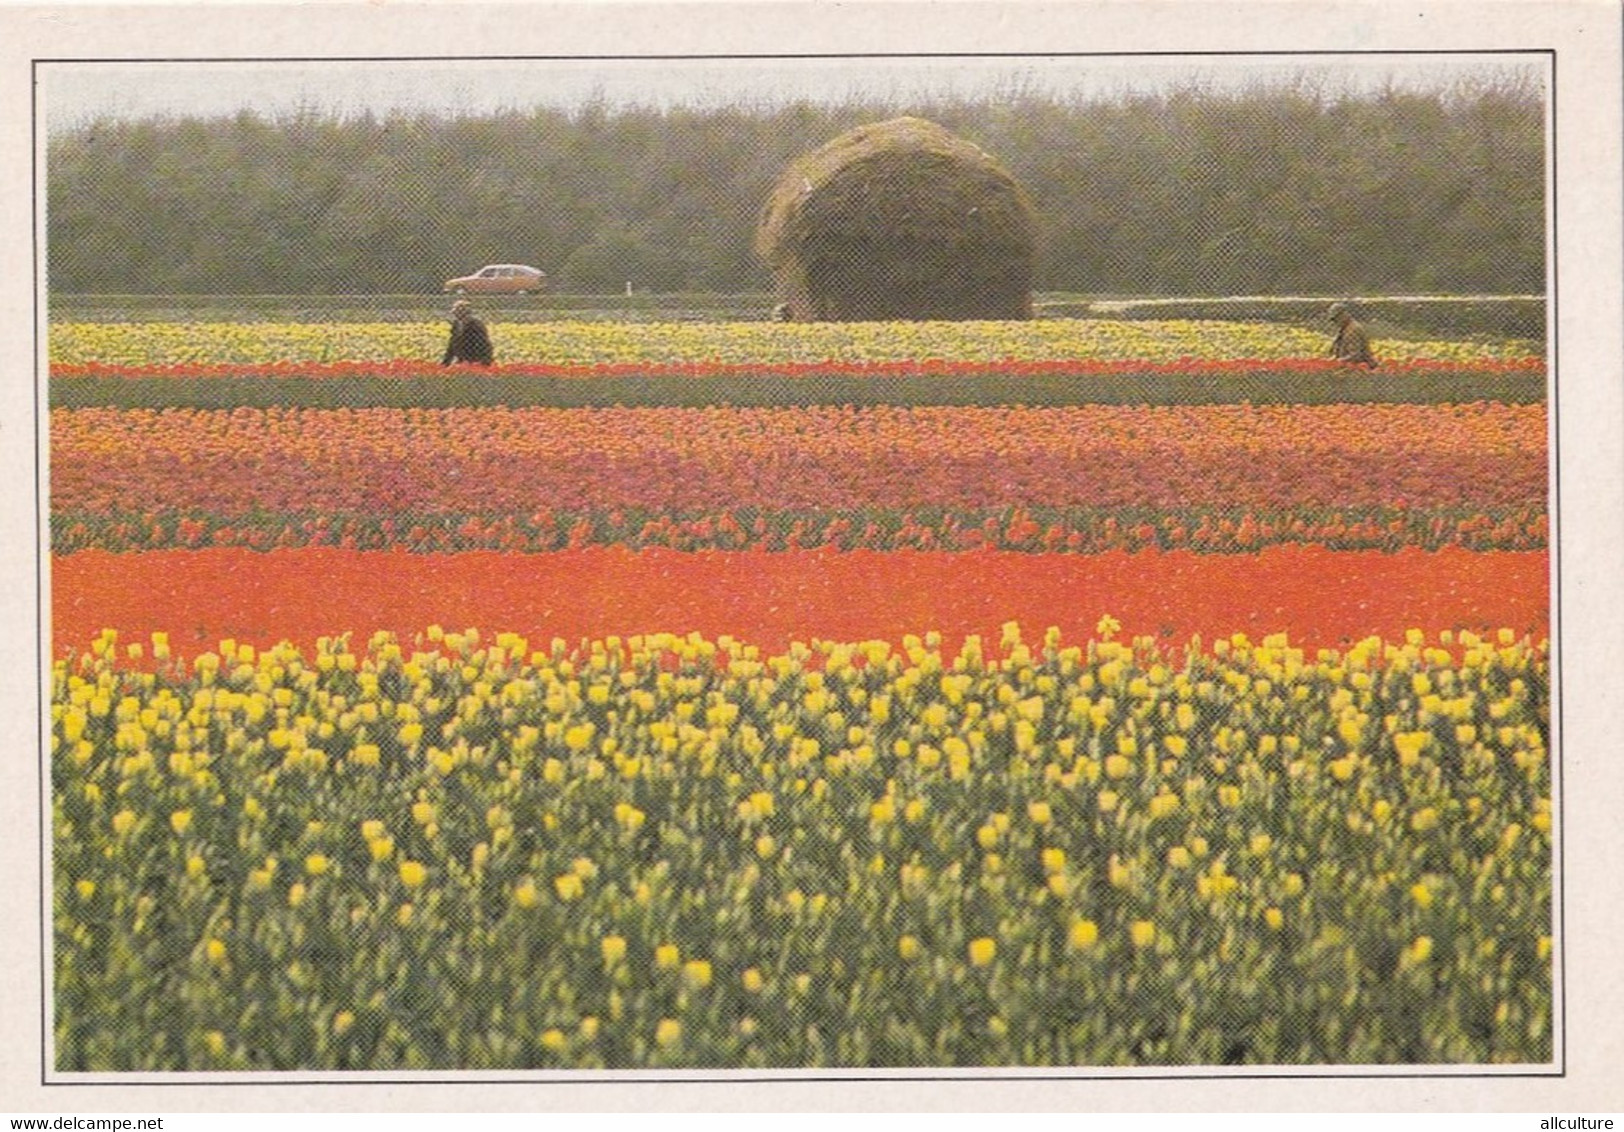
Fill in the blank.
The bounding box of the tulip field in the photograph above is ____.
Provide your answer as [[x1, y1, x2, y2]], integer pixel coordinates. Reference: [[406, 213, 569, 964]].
[[49, 316, 1540, 368], [47, 316, 1553, 1071]]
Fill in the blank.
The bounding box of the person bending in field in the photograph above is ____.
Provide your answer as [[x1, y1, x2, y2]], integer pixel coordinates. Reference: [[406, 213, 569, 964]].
[[442, 299, 494, 366], [1327, 302, 1377, 368]]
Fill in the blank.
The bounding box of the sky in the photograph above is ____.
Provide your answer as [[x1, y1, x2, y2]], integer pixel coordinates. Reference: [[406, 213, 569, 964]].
[[39, 53, 1545, 133]]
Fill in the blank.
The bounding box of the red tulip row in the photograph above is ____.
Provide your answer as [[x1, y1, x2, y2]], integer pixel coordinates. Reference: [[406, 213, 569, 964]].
[[50, 545, 1550, 661]]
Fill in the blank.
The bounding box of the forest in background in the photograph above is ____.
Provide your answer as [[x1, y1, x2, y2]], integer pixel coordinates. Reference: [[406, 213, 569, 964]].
[[46, 79, 1545, 297]]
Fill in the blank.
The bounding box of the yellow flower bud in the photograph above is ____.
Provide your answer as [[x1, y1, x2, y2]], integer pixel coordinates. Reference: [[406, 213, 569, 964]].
[[968, 937, 997, 967], [1068, 919, 1100, 950], [682, 959, 713, 989]]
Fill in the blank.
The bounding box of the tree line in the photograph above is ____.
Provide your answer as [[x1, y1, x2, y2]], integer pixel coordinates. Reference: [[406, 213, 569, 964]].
[[47, 79, 1545, 296]]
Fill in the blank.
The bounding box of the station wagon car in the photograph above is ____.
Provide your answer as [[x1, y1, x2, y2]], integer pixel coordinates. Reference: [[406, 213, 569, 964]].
[[443, 264, 547, 294]]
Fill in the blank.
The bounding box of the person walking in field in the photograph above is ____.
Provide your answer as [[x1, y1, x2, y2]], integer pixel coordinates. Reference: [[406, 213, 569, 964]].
[[1327, 302, 1377, 368], [442, 299, 494, 366]]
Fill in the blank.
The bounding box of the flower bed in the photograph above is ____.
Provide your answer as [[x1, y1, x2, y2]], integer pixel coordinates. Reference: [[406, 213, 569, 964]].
[[53, 622, 1550, 1069]]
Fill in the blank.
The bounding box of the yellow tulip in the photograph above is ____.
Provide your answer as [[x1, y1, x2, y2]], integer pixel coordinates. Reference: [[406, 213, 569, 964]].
[[682, 960, 713, 990]]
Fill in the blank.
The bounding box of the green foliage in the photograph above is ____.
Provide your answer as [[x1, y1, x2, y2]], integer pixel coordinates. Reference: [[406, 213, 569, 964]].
[[53, 628, 1552, 1069], [47, 82, 1545, 296], [50, 368, 1548, 412], [46, 293, 780, 324], [558, 223, 687, 293]]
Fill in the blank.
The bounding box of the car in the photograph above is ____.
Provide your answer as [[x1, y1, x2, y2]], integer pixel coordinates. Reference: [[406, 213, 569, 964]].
[[442, 264, 547, 295]]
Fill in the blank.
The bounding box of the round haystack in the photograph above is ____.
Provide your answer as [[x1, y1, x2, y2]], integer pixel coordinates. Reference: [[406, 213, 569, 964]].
[[756, 117, 1037, 322]]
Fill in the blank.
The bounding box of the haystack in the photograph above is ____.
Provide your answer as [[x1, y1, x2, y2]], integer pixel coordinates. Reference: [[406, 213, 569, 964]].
[[756, 117, 1037, 322]]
